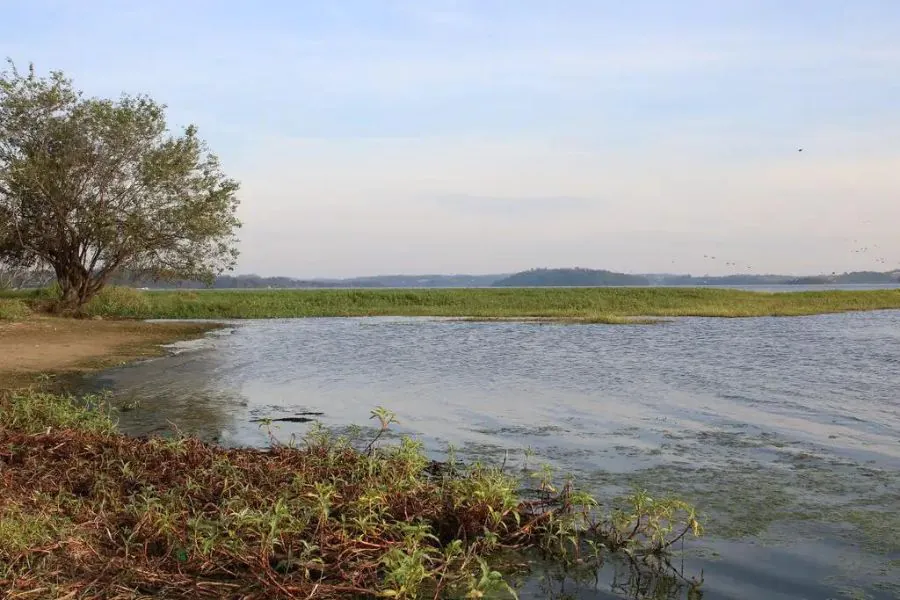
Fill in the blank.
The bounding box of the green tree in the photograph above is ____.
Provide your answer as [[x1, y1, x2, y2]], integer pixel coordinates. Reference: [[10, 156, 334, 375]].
[[0, 60, 240, 310]]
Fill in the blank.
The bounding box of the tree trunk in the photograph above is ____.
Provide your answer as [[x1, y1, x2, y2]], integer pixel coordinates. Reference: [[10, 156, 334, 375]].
[[54, 264, 93, 313], [56, 276, 83, 312]]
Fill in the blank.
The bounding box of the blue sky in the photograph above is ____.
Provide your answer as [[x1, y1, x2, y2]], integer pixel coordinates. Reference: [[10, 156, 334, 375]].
[[2, 1, 899, 277]]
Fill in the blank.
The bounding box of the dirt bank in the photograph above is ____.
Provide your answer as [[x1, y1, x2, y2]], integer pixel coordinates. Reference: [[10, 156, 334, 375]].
[[0, 317, 218, 390]]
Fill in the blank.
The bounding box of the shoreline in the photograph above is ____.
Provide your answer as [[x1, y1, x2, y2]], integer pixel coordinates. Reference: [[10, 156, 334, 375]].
[[0, 316, 221, 392]]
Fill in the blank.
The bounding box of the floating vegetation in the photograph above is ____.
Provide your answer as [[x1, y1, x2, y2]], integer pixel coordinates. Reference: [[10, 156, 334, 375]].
[[579, 426, 900, 597], [0, 392, 703, 599]]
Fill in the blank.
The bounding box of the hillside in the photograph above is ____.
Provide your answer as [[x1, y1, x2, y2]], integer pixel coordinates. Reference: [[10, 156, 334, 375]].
[[6, 268, 897, 290], [492, 268, 650, 287]]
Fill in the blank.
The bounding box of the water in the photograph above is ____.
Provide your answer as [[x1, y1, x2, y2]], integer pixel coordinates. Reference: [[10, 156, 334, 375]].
[[664, 283, 900, 293], [85, 313, 900, 599]]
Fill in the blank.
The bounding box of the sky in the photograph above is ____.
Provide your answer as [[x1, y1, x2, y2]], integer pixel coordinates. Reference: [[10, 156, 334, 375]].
[[1, 0, 899, 278]]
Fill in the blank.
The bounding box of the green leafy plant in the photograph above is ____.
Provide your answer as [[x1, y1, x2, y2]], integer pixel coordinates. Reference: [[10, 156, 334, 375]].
[[366, 405, 399, 454], [0, 392, 703, 599]]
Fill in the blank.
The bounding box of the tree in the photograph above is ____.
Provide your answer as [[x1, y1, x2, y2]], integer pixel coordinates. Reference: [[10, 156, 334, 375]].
[[0, 252, 52, 290], [0, 60, 240, 310], [0, 201, 45, 289]]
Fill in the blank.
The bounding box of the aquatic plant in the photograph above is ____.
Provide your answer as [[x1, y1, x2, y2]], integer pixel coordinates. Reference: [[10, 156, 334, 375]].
[[0, 393, 703, 599]]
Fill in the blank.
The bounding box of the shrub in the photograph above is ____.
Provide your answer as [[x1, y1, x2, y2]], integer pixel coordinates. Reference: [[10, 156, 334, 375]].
[[82, 285, 150, 318], [0, 298, 30, 321], [0, 400, 703, 599], [25, 282, 61, 300]]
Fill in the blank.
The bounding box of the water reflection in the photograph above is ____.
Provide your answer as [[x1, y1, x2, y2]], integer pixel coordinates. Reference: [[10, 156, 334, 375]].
[[515, 554, 704, 600], [88, 340, 246, 442]]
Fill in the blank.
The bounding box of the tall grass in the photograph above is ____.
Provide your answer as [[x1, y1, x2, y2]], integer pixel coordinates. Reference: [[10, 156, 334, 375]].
[[0, 392, 703, 599], [82, 284, 151, 317], [55, 287, 900, 320], [0, 298, 30, 321]]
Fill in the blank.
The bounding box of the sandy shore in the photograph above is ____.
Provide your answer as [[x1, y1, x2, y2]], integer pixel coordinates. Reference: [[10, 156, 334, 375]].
[[0, 316, 217, 390]]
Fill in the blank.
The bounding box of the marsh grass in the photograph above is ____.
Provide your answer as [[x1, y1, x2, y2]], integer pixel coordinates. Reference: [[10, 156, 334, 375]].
[[5, 286, 900, 321], [0, 392, 702, 599], [6, 286, 897, 321]]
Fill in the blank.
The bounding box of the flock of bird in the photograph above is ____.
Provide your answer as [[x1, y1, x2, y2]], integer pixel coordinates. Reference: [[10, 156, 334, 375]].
[[667, 246, 897, 274], [849, 242, 893, 265], [701, 256, 753, 271], [659, 148, 899, 273]]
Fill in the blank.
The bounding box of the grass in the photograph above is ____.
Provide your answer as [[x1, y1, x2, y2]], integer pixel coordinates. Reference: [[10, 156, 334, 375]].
[[82, 284, 151, 316], [0, 298, 30, 321], [0, 392, 703, 599], [7, 286, 900, 321]]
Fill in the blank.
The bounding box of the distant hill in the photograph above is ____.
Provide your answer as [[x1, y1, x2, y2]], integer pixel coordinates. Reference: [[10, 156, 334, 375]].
[[785, 276, 831, 285], [493, 268, 650, 287], [81, 267, 900, 290], [330, 274, 503, 288], [491, 268, 899, 288], [832, 271, 900, 284], [647, 274, 790, 286], [116, 273, 506, 289], [651, 271, 900, 286]]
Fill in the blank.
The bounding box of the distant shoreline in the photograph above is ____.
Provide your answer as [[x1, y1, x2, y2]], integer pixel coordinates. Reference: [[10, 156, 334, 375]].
[[123, 283, 900, 294], [10, 266, 893, 291]]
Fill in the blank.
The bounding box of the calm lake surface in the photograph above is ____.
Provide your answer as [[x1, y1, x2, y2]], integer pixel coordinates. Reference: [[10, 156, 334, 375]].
[[86, 312, 900, 599]]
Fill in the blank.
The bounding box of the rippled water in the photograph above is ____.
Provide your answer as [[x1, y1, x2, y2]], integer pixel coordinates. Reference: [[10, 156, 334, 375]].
[[86, 312, 900, 599]]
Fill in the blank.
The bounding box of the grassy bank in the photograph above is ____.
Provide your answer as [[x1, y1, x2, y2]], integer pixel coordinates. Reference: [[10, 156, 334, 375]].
[[0, 393, 701, 599], [8, 286, 900, 321]]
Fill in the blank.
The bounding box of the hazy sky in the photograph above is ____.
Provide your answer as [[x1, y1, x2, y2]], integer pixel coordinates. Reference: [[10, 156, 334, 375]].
[[2, 1, 898, 277]]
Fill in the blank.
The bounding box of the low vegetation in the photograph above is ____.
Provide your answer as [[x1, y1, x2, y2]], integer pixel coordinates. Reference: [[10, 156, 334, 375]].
[[0, 298, 30, 321], [7, 285, 900, 321], [0, 392, 702, 599], [81, 284, 152, 317]]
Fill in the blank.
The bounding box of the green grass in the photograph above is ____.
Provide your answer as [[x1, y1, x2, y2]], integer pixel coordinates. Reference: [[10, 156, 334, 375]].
[[0, 391, 117, 435], [0, 298, 30, 321], [82, 284, 151, 317], [0, 392, 702, 599], [10, 286, 900, 321]]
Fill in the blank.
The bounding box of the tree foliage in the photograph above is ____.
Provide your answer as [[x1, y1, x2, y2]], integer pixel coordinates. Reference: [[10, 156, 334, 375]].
[[0, 60, 240, 309]]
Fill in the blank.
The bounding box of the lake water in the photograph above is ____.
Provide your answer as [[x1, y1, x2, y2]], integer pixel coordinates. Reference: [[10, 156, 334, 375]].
[[86, 312, 900, 599]]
